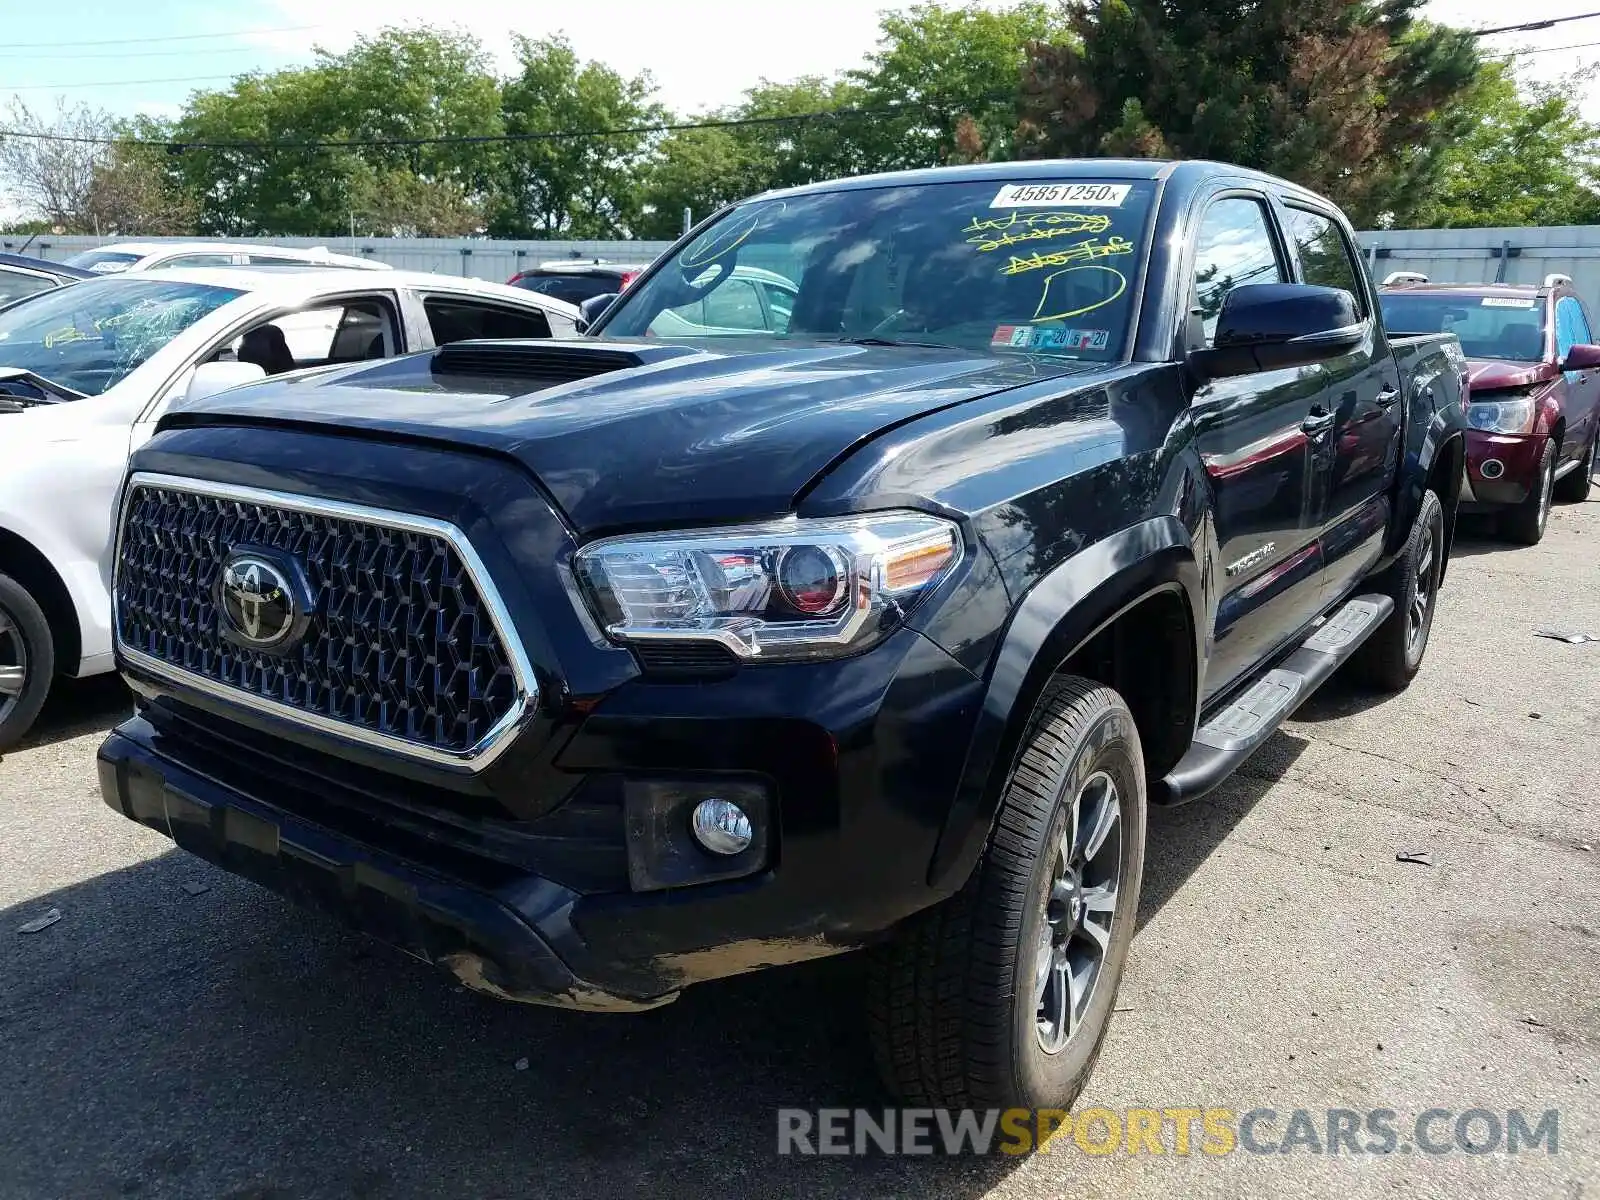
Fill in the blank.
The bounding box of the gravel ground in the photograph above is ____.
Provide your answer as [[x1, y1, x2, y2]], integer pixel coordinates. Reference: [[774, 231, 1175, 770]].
[[1, 499, 1596, 1200]]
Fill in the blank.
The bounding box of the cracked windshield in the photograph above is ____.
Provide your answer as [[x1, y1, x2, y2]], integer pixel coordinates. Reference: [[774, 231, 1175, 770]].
[[602, 179, 1156, 359], [0, 277, 240, 396]]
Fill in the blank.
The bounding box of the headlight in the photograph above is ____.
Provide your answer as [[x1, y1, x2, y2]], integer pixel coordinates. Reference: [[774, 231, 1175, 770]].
[[571, 512, 960, 662], [1467, 396, 1535, 434]]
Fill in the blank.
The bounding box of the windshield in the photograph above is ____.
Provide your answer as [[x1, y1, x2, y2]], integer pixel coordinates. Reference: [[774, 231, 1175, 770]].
[[1379, 292, 1547, 362], [63, 249, 143, 274], [0, 277, 241, 395], [602, 178, 1156, 359]]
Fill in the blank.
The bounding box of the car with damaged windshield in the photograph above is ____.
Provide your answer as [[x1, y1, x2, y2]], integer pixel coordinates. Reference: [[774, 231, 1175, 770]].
[[97, 160, 1468, 1112], [0, 269, 577, 751], [1379, 274, 1600, 543]]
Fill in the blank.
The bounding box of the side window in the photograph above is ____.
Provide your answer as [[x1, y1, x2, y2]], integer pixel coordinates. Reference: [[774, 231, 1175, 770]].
[[223, 296, 399, 374], [1283, 206, 1365, 313], [761, 283, 795, 334], [1190, 197, 1285, 345], [1555, 297, 1582, 360], [164, 253, 238, 268], [701, 279, 767, 330], [424, 297, 552, 345], [245, 253, 305, 267]]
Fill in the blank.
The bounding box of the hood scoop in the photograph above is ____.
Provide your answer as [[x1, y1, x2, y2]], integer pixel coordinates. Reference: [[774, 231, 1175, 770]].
[[429, 339, 698, 390]]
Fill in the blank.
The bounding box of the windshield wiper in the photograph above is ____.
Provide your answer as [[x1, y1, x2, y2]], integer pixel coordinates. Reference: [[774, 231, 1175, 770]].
[[0, 367, 87, 405], [834, 336, 952, 350]]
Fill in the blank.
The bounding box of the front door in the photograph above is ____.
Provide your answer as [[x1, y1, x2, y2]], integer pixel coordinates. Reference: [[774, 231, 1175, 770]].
[[1279, 203, 1400, 604], [1187, 193, 1329, 702]]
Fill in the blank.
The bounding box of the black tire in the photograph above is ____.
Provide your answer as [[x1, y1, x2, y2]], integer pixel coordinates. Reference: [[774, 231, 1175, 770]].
[[1505, 438, 1555, 545], [1553, 428, 1596, 503], [1352, 489, 1444, 693], [867, 676, 1146, 1111], [0, 571, 55, 753]]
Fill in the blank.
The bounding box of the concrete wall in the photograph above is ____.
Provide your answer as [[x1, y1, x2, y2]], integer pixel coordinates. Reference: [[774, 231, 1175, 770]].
[[1, 234, 678, 283]]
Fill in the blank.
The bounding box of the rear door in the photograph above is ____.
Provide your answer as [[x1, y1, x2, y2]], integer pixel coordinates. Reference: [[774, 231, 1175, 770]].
[[1185, 191, 1328, 700], [1277, 201, 1401, 605]]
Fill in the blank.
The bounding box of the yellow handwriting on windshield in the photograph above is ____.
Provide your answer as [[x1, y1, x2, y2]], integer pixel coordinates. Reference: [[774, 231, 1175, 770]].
[[1032, 265, 1129, 322], [42, 324, 93, 350], [1000, 236, 1134, 276], [962, 210, 1112, 253]]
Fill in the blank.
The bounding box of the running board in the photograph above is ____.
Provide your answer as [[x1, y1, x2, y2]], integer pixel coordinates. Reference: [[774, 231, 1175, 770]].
[[1155, 593, 1394, 806]]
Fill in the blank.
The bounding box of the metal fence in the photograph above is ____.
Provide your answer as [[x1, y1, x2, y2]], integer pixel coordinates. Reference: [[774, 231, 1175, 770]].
[[13, 226, 1600, 311], [0, 234, 678, 283]]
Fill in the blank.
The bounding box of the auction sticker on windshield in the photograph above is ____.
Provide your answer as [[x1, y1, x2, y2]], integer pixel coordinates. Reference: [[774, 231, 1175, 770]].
[[991, 183, 1131, 209], [1482, 297, 1537, 308]]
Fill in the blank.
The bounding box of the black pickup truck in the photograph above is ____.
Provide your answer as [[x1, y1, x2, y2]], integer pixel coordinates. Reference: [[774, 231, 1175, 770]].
[[99, 159, 1468, 1112]]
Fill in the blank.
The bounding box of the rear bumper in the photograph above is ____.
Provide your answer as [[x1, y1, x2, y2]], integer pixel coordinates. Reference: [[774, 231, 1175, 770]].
[[1462, 430, 1544, 507], [98, 725, 671, 1011]]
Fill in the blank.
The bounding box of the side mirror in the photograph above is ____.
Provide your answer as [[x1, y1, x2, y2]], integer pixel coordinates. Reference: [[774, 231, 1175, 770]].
[[1560, 342, 1600, 371], [575, 292, 619, 335], [1191, 283, 1365, 380], [184, 360, 266, 404]]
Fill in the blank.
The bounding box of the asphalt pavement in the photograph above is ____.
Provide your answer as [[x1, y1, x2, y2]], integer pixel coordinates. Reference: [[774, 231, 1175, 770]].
[[1, 498, 1596, 1200]]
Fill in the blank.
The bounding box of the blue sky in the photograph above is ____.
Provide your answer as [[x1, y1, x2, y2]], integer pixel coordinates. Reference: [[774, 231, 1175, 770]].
[[4, 0, 1600, 125]]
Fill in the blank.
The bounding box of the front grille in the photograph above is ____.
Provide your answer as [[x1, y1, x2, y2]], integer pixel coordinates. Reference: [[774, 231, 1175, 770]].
[[114, 477, 530, 763]]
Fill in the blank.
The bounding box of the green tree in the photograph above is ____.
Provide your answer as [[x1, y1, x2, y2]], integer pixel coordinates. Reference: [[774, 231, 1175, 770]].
[[166, 27, 501, 235], [1410, 63, 1600, 228], [853, 2, 1067, 167], [491, 35, 663, 237], [83, 137, 196, 235], [1019, 1, 1482, 226]]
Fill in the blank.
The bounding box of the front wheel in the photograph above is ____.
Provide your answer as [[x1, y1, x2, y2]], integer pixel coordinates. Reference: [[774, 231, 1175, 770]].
[[1553, 428, 1597, 503], [1352, 489, 1443, 693], [1505, 438, 1555, 545], [867, 677, 1146, 1110], [0, 571, 55, 752]]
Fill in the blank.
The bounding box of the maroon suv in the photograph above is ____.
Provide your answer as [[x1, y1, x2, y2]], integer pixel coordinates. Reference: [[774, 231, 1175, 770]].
[[1380, 276, 1600, 543]]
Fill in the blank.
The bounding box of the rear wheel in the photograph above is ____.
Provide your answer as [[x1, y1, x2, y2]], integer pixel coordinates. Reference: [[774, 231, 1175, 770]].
[[1505, 438, 1555, 545], [0, 572, 54, 753], [867, 677, 1146, 1110], [1353, 489, 1443, 693], [1553, 428, 1597, 503]]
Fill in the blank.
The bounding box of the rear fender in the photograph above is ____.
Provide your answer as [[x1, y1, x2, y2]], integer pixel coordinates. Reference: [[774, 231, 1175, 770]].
[[926, 516, 1203, 891]]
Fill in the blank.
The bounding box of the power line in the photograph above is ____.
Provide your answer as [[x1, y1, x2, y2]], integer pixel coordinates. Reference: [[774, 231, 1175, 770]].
[[1471, 11, 1600, 37], [0, 45, 268, 62], [1492, 37, 1600, 56], [1, 74, 250, 91], [1, 23, 325, 50], [0, 102, 962, 152]]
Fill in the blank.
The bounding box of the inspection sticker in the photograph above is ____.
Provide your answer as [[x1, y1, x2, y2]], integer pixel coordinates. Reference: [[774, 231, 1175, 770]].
[[1482, 297, 1537, 308], [990, 182, 1131, 209], [992, 324, 1037, 348], [1035, 327, 1110, 351]]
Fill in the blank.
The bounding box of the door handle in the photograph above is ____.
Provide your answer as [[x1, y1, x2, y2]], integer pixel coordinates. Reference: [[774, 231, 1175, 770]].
[[1301, 408, 1336, 436], [1377, 386, 1401, 409]]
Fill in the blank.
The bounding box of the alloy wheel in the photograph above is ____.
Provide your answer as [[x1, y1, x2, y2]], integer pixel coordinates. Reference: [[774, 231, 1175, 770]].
[[1035, 770, 1123, 1054], [0, 606, 26, 727], [1538, 454, 1554, 534], [1406, 518, 1436, 652]]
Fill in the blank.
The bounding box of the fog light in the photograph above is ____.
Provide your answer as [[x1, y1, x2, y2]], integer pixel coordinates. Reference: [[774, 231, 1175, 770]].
[[1480, 458, 1505, 479], [691, 798, 754, 855]]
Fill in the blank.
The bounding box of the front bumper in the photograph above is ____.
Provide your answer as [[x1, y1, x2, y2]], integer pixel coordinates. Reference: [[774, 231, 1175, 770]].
[[1461, 430, 1544, 507], [99, 625, 987, 1010]]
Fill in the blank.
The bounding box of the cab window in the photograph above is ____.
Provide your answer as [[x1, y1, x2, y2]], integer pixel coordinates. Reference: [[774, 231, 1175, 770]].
[[1283, 206, 1365, 313], [1190, 197, 1285, 345], [423, 297, 552, 344]]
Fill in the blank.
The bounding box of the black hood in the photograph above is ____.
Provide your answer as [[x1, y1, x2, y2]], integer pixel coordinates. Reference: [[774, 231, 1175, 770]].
[[166, 339, 1130, 533]]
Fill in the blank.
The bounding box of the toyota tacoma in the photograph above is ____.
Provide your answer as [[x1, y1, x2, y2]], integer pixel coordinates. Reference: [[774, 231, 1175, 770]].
[[99, 159, 1468, 1111]]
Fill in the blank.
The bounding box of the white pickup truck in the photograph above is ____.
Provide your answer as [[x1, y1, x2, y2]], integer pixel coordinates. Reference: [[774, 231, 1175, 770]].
[[0, 267, 578, 749]]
